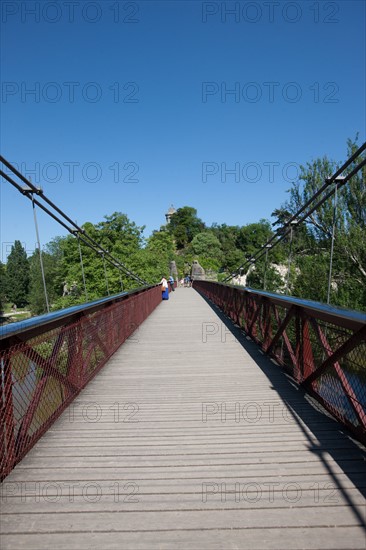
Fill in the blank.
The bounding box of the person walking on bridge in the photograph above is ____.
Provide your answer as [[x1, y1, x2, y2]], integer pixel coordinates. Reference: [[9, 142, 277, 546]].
[[160, 276, 169, 300], [168, 275, 175, 292]]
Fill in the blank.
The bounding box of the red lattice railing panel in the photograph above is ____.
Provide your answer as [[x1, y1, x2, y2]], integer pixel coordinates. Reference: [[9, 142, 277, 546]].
[[1, 286, 161, 479], [194, 281, 366, 444]]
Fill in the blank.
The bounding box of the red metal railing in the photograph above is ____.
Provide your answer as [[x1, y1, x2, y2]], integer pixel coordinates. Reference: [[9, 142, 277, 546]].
[[0, 285, 161, 480], [194, 281, 366, 444]]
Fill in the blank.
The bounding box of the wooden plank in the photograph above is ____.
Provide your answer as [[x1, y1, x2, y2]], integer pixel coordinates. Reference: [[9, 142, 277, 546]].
[[2, 489, 365, 513], [1, 527, 366, 550], [1, 506, 364, 533]]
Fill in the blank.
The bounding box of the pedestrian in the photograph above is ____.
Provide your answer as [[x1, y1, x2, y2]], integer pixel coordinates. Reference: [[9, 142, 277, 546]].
[[160, 276, 169, 300], [168, 275, 175, 291]]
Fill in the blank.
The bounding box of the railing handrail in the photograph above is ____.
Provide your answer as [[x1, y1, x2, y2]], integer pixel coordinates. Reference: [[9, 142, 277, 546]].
[[0, 285, 158, 343], [202, 281, 366, 330]]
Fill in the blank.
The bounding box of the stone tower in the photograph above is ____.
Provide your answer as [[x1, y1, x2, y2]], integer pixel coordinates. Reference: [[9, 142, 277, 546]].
[[191, 260, 205, 281], [165, 205, 177, 224]]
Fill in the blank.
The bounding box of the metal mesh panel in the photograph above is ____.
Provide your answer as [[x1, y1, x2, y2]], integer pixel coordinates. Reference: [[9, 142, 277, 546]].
[[0, 286, 161, 479]]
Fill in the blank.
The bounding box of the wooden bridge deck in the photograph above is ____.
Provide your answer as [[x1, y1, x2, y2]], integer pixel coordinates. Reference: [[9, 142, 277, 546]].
[[1, 288, 365, 549]]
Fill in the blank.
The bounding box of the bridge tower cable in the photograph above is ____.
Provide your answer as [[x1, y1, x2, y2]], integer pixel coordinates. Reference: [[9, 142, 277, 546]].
[[0, 156, 149, 288]]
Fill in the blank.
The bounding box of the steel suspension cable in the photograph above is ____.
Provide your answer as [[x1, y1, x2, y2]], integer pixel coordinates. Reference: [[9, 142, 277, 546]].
[[30, 193, 50, 313], [0, 157, 148, 286], [102, 253, 110, 296], [327, 182, 338, 305], [77, 235, 88, 301]]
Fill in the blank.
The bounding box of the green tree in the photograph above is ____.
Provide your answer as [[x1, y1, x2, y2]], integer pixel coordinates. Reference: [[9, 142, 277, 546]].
[[5, 241, 29, 307], [131, 230, 176, 283], [209, 223, 243, 272], [167, 207, 205, 248], [55, 212, 146, 306], [189, 231, 224, 274], [293, 254, 329, 303], [191, 231, 223, 259], [96, 212, 145, 257], [271, 208, 293, 232], [236, 220, 273, 258]]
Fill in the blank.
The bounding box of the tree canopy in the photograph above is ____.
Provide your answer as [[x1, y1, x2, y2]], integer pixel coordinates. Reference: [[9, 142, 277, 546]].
[[167, 207, 205, 248], [5, 240, 29, 307]]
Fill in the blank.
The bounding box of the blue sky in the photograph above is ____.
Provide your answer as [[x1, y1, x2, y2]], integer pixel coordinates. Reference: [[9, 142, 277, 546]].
[[1, 0, 365, 261]]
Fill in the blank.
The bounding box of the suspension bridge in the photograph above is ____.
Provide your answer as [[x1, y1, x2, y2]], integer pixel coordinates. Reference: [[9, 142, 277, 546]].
[[1, 151, 366, 550]]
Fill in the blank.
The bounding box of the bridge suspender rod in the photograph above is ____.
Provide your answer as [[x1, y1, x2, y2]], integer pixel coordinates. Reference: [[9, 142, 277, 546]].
[[102, 253, 110, 296], [327, 182, 338, 305], [30, 192, 50, 313], [77, 235, 89, 302], [284, 224, 294, 296]]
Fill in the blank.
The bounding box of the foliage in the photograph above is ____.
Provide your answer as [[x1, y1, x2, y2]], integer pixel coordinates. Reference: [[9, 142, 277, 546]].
[[167, 206, 205, 248], [131, 230, 176, 283], [210, 224, 242, 272], [191, 231, 223, 260], [292, 254, 329, 303], [236, 220, 273, 257], [58, 212, 146, 301], [5, 240, 30, 307]]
